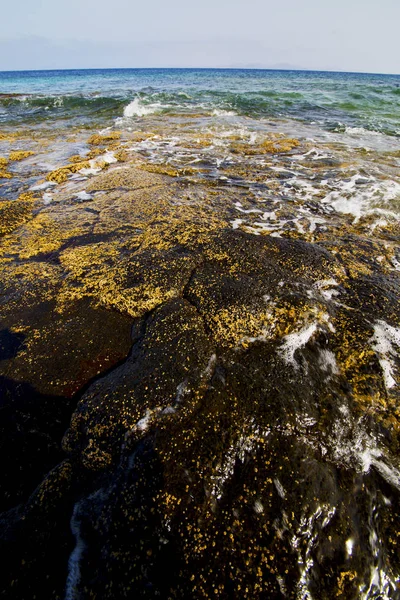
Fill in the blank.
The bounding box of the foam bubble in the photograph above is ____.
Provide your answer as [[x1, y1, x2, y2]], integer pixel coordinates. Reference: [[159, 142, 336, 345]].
[[322, 176, 400, 222], [211, 108, 237, 117], [370, 320, 400, 389], [346, 538, 354, 558], [76, 191, 92, 201], [279, 322, 319, 368], [344, 126, 380, 136], [123, 98, 162, 118], [30, 181, 57, 191], [42, 192, 53, 205]]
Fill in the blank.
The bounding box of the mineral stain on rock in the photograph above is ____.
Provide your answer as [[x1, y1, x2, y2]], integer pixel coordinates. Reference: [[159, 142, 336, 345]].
[[0, 149, 399, 599]]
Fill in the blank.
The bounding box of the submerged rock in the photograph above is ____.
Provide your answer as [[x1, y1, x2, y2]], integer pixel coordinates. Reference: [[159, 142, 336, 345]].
[[0, 163, 399, 599]]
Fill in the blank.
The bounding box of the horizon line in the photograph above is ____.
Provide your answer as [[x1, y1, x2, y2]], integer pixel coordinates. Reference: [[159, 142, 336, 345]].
[[1, 66, 399, 77]]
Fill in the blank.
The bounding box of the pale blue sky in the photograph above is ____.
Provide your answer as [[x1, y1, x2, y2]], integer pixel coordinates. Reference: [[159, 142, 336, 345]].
[[1, 0, 399, 73]]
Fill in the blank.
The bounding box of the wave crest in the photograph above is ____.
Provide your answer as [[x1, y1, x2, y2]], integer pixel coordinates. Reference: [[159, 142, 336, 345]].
[[123, 98, 162, 117]]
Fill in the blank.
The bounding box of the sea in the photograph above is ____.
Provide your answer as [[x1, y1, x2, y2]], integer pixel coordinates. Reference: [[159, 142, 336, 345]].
[[1, 68, 400, 231]]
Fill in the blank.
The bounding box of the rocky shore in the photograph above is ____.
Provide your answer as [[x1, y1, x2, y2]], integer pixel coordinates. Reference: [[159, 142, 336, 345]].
[[1, 142, 400, 599]]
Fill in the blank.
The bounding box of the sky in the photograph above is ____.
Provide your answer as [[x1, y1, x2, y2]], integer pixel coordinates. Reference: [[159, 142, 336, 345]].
[[1, 0, 399, 73]]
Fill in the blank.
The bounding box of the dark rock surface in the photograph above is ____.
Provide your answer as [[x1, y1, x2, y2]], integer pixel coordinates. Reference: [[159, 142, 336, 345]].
[[1, 167, 400, 599]]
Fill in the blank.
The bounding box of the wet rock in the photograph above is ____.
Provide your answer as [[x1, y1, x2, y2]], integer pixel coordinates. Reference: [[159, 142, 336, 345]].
[[0, 165, 399, 599]]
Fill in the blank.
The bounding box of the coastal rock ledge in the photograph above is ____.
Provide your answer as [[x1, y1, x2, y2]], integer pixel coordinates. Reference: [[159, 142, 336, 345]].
[[1, 165, 400, 599]]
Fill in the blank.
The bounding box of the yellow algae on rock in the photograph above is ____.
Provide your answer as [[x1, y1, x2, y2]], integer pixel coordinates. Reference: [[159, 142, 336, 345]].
[[113, 149, 129, 162], [138, 163, 180, 177], [46, 168, 71, 184], [58, 239, 186, 318], [9, 150, 35, 161], [46, 160, 91, 183], [261, 138, 300, 153], [68, 154, 86, 164], [85, 164, 165, 191], [17, 213, 79, 259], [0, 132, 17, 141], [231, 137, 300, 156], [86, 147, 106, 160], [131, 131, 156, 142], [0, 193, 37, 236], [0, 156, 12, 178], [209, 306, 271, 348], [88, 131, 121, 145]]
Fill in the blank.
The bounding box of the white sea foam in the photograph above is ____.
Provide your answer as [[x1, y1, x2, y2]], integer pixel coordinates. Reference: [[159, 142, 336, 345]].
[[297, 148, 334, 161], [274, 478, 286, 499], [42, 192, 53, 205], [76, 191, 92, 201], [123, 98, 163, 118], [346, 538, 354, 558], [261, 210, 278, 221], [234, 201, 262, 214], [53, 96, 64, 108], [318, 349, 340, 375], [211, 108, 237, 117], [370, 320, 400, 390], [209, 422, 262, 502], [79, 166, 102, 176], [231, 218, 244, 229], [391, 254, 400, 271], [29, 181, 57, 191], [344, 126, 380, 136], [65, 489, 106, 600], [135, 408, 153, 432], [79, 158, 104, 176], [100, 151, 118, 164], [322, 176, 400, 222], [65, 501, 86, 600], [314, 279, 340, 301], [292, 504, 336, 600], [279, 322, 319, 368]]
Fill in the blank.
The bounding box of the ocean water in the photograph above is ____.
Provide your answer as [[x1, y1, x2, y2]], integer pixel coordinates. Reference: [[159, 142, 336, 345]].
[[1, 68, 400, 227], [1, 68, 400, 135]]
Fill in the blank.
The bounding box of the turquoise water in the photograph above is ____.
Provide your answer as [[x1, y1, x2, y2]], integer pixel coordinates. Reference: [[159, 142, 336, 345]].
[[1, 68, 400, 137], [1, 68, 399, 225]]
